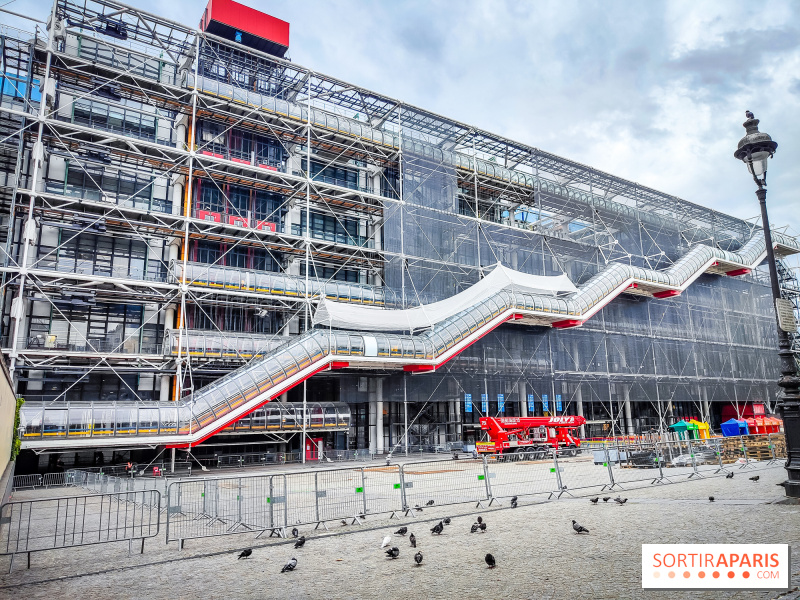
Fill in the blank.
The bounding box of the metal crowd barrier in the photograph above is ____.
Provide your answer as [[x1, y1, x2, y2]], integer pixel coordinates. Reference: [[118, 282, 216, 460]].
[[71, 470, 170, 507], [0, 490, 161, 571], [163, 436, 784, 545], [11, 474, 43, 490]]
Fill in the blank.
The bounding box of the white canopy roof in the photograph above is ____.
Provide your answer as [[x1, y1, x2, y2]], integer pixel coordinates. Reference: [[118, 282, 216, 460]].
[[312, 263, 577, 332]]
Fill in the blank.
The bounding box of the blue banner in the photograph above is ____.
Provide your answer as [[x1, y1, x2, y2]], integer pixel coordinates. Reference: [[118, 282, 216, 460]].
[[465, 393, 472, 413], [556, 394, 562, 412], [527, 394, 535, 414], [498, 394, 505, 412], [481, 393, 488, 413], [542, 394, 549, 413]]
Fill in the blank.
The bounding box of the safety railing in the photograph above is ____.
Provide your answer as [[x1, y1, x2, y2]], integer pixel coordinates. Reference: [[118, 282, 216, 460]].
[[0, 490, 161, 571]]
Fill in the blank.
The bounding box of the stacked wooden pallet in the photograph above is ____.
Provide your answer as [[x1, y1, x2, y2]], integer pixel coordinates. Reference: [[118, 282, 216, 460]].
[[719, 434, 785, 464]]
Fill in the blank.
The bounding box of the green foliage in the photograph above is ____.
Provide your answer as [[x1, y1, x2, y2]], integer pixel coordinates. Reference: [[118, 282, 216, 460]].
[[10, 397, 24, 460]]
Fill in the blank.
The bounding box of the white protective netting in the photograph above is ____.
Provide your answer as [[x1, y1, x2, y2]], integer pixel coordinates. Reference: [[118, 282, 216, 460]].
[[312, 263, 577, 331]]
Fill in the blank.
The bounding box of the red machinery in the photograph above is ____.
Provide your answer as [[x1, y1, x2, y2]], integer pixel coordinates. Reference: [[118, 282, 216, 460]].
[[477, 415, 586, 455]]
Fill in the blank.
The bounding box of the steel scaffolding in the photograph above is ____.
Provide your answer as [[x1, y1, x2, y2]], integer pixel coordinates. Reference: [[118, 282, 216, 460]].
[[1, 0, 798, 458]]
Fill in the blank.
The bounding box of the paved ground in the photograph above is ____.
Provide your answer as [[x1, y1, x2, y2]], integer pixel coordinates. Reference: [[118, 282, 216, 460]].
[[0, 464, 798, 600]]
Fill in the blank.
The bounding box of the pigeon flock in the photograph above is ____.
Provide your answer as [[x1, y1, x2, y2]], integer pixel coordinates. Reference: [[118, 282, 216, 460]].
[[233, 464, 753, 575], [234, 499, 508, 572], [589, 495, 627, 505]]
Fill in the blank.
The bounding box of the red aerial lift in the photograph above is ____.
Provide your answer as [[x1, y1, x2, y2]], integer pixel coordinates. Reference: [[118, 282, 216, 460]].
[[476, 415, 586, 456]]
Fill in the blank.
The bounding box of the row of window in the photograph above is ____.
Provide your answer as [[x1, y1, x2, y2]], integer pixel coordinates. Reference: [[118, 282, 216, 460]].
[[76, 37, 176, 85], [299, 263, 361, 283], [48, 232, 166, 281], [192, 240, 280, 272], [27, 303, 162, 355], [199, 41, 287, 99], [301, 158, 359, 191], [196, 120, 286, 166], [71, 98, 163, 144], [52, 160, 172, 213], [195, 179, 286, 222], [186, 304, 281, 334]]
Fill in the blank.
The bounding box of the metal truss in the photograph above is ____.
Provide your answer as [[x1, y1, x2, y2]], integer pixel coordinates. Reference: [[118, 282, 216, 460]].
[[0, 0, 795, 452]]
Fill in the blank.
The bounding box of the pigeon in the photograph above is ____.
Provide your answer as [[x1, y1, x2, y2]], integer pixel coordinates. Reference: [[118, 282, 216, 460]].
[[294, 536, 306, 549], [291, 527, 299, 538], [385, 546, 400, 559], [726, 472, 734, 479], [589, 497, 599, 504], [410, 533, 417, 548], [470, 523, 479, 533], [238, 548, 252, 559], [746, 110, 755, 119], [381, 536, 392, 549], [281, 557, 297, 573], [430, 521, 444, 535], [572, 520, 589, 534], [414, 505, 423, 512], [510, 496, 518, 508], [443, 517, 451, 525], [341, 520, 348, 526], [485, 553, 496, 569], [414, 551, 423, 566], [708, 496, 714, 502], [602, 497, 610, 502], [477, 516, 483, 524], [395, 527, 408, 536], [749, 475, 760, 482], [614, 497, 628, 505], [479, 522, 487, 532], [425, 500, 435, 506]]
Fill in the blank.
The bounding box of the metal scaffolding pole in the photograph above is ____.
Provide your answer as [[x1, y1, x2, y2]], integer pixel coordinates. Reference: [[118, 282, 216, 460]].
[[8, 0, 58, 381]]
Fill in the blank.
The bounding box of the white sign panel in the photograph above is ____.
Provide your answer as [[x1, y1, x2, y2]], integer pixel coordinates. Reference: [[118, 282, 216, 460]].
[[775, 298, 797, 333]]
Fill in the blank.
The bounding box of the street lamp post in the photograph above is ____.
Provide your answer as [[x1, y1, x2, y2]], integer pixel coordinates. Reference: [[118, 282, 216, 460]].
[[734, 112, 800, 498]]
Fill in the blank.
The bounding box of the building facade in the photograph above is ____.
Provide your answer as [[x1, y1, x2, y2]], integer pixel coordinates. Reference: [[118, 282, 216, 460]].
[[1, 0, 799, 467]]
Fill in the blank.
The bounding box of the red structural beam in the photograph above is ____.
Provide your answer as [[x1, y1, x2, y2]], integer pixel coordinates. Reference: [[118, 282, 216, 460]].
[[551, 319, 582, 329], [725, 268, 751, 277], [403, 365, 436, 373], [653, 290, 681, 299]]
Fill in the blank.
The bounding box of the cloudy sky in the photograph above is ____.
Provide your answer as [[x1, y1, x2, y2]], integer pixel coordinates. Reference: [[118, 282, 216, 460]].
[[4, 0, 799, 238]]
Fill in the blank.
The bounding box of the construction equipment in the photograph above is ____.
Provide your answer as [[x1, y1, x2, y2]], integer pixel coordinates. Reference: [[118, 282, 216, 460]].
[[477, 416, 586, 456]]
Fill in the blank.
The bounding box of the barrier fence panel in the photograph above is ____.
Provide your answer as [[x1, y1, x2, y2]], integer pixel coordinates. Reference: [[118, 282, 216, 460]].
[[610, 443, 664, 487], [11, 475, 42, 490], [557, 447, 616, 493], [741, 434, 775, 467], [484, 453, 560, 500], [769, 433, 786, 462], [362, 465, 403, 517], [695, 438, 723, 474], [284, 471, 324, 526], [400, 458, 488, 509], [266, 474, 288, 532], [293, 467, 366, 525], [0, 490, 161, 569], [659, 441, 698, 480]]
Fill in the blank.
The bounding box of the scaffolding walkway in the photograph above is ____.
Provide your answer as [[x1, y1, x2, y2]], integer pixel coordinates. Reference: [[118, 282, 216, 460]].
[[19, 230, 800, 449]]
